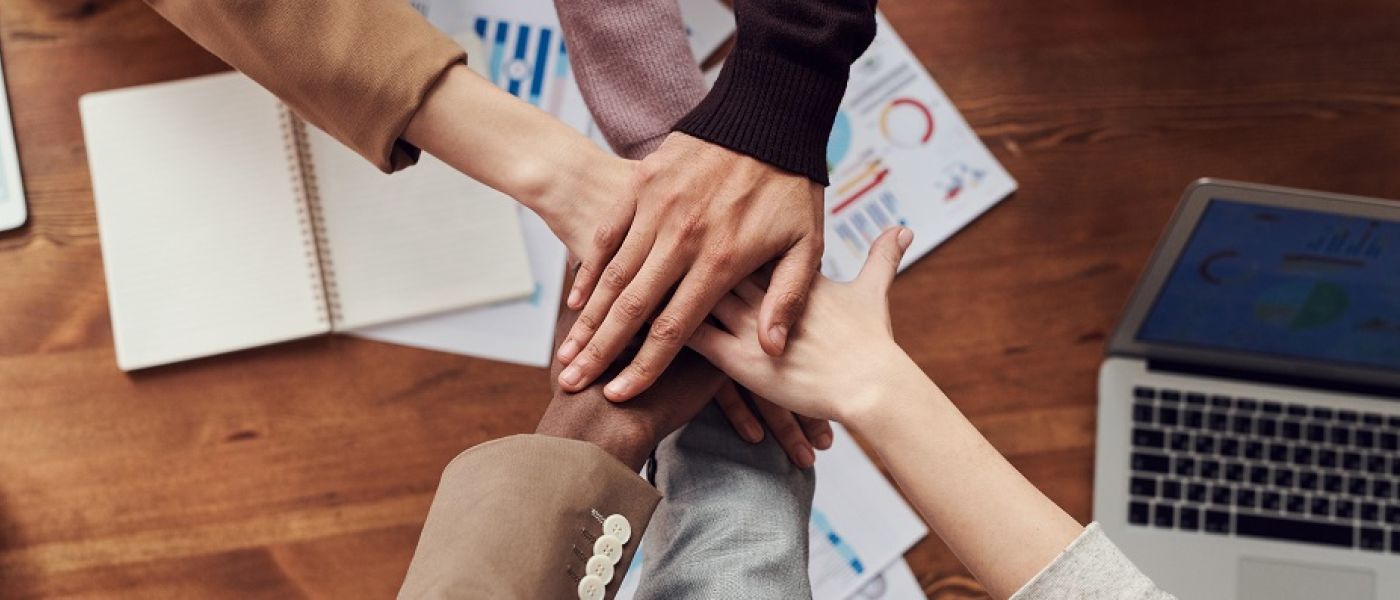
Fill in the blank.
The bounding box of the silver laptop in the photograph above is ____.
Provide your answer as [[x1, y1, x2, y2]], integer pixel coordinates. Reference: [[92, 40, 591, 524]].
[[1094, 179, 1400, 600]]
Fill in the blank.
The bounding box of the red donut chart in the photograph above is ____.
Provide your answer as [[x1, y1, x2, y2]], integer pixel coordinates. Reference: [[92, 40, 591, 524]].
[[879, 97, 934, 145]]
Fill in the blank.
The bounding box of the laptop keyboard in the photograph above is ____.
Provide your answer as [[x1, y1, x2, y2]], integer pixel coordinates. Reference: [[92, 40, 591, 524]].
[[1127, 385, 1400, 553]]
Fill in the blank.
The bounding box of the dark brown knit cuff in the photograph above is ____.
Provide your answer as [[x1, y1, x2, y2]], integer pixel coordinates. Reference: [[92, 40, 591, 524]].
[[673, 49, 847, 185]]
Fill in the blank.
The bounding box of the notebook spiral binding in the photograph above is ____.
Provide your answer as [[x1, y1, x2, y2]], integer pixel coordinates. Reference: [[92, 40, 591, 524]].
[[278, 106, 340, 327]]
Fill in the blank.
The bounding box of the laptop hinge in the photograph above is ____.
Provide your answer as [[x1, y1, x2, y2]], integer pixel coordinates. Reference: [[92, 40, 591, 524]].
[[1146, 358, 1400, 400]]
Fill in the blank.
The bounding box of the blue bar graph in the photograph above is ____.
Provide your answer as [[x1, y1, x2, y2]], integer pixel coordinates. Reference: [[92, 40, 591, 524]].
[[471, 16, 573, 110]]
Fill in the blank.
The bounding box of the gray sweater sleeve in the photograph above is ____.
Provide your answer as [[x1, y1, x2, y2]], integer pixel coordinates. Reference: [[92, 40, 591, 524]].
[[1010, 523, 1177, 599]]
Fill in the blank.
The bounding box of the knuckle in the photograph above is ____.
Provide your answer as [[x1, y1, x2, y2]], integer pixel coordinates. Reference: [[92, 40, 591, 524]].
[[601, 263, 630, 290], [648, 315, 685, 344], [581, 342, 607, 364], [613, 292, 648, 320], [592, 223, 619, 252], [776, 290, 807, 316], [705, 248, 737, 272], [576, 312, 600, 332], [677, 210, 706, 237], [625, 360, 653, 382]]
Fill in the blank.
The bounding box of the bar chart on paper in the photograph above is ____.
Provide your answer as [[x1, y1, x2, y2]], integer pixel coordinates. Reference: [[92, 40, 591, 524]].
[[819, 13, 1016, 281]]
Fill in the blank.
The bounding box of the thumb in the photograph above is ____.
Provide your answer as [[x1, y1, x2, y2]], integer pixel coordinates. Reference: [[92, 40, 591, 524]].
[[757, 240, 821, 356], [856, 226, 912, 294]]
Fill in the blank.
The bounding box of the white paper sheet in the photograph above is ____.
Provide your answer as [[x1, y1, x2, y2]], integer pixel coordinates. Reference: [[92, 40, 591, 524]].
[[819, 13, 1017, 281], [848, 559, 925, 599], [613, 424, 928, 599], [678, 0, 735, 62]]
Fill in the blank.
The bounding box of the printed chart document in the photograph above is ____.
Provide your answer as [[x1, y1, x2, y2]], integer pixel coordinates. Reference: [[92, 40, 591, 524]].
[[613, 424, 928, 599], [820, 13, 1017, 281]]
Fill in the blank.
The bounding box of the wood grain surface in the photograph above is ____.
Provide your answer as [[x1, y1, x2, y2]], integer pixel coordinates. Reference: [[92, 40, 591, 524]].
[[2, 0, 1399, 597]]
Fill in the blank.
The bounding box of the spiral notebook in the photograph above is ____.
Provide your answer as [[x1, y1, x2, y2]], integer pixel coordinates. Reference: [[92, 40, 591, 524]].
[[81, 72, 533, 371]]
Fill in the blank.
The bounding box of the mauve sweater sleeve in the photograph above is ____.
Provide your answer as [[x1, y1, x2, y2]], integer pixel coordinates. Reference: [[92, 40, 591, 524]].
[[675, 0, 878, 184], [553, 0, 708, 160]]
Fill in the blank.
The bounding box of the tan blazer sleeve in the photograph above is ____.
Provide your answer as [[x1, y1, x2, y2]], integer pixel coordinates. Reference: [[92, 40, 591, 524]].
[[143, 0, 465, 173], [399, 434, 660, 599]]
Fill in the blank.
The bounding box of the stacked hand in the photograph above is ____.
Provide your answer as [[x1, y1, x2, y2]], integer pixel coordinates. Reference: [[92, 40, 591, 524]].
[[554, 132, 825, 402], [688, 227, 915, 423]]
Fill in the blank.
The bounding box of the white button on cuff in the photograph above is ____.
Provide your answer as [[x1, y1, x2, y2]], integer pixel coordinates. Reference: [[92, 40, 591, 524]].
[[593, 534, 622, 564], [586, 554, 615, 585], [602, 514, 631, 544], [577, 574, 605, 600]]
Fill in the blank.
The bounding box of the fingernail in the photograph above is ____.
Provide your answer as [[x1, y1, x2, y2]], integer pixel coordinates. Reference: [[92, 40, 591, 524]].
[[743, 422, 764, 443], [604, 375, 631, 400], [557, 339, 580, 363], [566, 288, 581, 309], [815, 431, 833, 450], [896, 227, 914, 250], [560, 364, 582, 387], [768, 325, 788, 351], [796, 444, 816, 469]]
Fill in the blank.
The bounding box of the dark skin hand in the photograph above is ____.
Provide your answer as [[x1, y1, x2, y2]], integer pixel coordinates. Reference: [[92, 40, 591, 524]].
[[537, 306, 728, 471]]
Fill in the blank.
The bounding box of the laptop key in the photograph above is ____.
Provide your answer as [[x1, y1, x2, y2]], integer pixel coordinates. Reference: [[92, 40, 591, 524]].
[[1366, 454, 1386, 474], [1273, 468, 1295, 488], [1298, 470, 1319, 491], [1161, 479, 1182, 500], [1153, 503, 1175, 528], [1359, 502, 1379, 522], [1331, 426, 1351, 446], [1133, 404, 1153, 424], [1186, 393, 1207, 405], [1348, 476, 1369, 496], [1354, 429, 1375, 448], [1244, 441, 1264, 460], [1286, 494, 1307, 515], [1179, 506, 1200, 531], [1362, 412, 1382, 425], [1342, 452, 1362, 472], [1232, 415, 1253, 434], [1268, 443, 1288, 463], [1211, 395, 1232, 409], [1133, 386, 1156, 400], [1208, 412, 1229, 432], [1219, 438, 1240, 458], [1372, 479, 1392, 498], [1204, 510, 1230, 534], [1160, 389, 1182, 403], [1187, 483, 1207, 502], [1249, 466, 1270, 485], [1359, 527, 1384, 551], [1338, 410, 1358, 423], [1170, 432, 1190, 451], [1286, 404, 1308, 417], [1335, 499, 1356, 519], [1235, 488, 1257, 508], [1158, 406, 1180, 426], [1130, 477, 1157, 497], [1305, 423, 1326, 442], [1393, 531, 1400, 553], [1237, 398, 1258, 411], [1200, 459, 1221, 480], [1280, 420, 1301, 440], [1379, 432, 1398, 451], [1312, 407, 1334, 420], [1132, 428, 1165, 449], [1310, 496, 1330, 516], [1323, 473, 1344, 493], [1261, 401, 1282, 414], [1318, 449, 1338, 468], [1183, 410, 1204, 429], [1235, 513, 1354, 548], [1257, 417, 1277, 437], [1291, 446, 1313, 466], [1128, 501, 1149, 525], [1132, 453, 1170, 474], [1261, 491, 1281, 511], [1386, 505, 1400, 525], [1211, 485, 1232, 505], [1194, 435, 1216, 454], [1175, 456, 1196, 477]]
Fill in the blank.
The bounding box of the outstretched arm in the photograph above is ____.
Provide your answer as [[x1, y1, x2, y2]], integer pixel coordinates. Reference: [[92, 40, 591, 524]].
[[689, 229, 1173, 600]]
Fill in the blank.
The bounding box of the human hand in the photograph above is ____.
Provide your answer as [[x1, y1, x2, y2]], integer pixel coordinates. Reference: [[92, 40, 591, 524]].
[[555, 132, 825, 402], [688, 227, 916, 422], [715, 381, 832, 469], [537, 306, 727, 471]]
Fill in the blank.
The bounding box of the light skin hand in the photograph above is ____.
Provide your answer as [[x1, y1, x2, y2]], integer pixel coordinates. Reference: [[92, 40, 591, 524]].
[[714, 381, 833, 469], [689, 227, 1085, 599], [403, 65, 637, 298], [555, 132, 824, 402], [688, 227, 915, 422]]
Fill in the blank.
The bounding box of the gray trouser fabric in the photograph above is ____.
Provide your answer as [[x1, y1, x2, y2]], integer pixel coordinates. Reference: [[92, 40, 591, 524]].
[[634, 402, 816, 599]]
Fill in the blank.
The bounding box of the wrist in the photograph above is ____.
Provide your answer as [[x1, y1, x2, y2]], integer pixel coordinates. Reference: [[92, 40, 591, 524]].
[[838, 347, 937, 434], [535, 403, 654, 472]]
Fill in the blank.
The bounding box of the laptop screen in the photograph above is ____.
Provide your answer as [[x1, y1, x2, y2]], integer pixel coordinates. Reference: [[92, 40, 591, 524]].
[[1136, 198, 1400, 371]]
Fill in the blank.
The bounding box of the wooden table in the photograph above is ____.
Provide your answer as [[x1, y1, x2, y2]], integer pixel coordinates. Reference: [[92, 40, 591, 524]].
[[3, 0, 1399, 597]]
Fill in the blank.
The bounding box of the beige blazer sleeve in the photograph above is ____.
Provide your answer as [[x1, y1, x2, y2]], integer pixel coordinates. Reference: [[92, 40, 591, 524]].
[[399, 434, 660, 599], [143, 0, 464, 173]]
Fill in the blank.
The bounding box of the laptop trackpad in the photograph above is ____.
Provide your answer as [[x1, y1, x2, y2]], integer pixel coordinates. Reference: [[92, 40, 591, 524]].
[[1238, 557, 1374, 600]]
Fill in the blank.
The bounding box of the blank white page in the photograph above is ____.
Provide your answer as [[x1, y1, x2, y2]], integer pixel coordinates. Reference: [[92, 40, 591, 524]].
[[82, 73, 329, 370], [303, 126, 533, 330]]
